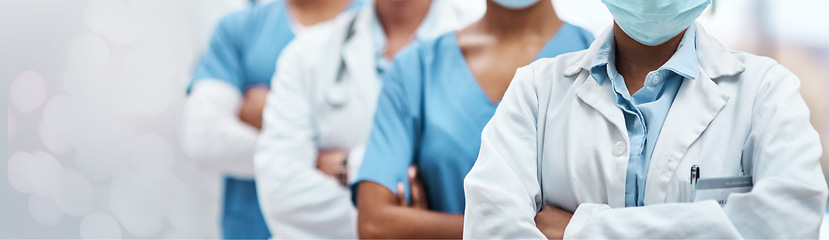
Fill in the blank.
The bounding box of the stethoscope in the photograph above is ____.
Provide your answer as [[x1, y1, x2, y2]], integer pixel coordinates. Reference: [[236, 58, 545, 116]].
[[326, 17, 359, 109]]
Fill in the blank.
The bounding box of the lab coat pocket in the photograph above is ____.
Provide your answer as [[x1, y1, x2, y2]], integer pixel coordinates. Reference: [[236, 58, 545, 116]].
[[693, 175, 753, 207], [666, 179, 696, 203]]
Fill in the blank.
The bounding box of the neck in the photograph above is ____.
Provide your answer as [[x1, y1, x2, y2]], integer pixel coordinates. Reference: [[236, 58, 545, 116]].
[[375, 0, 431, 37], [478, 0, 560, 37], [287, 0, 351, 26], [288, 0, 341, 9], [613, 23, 685, 76]]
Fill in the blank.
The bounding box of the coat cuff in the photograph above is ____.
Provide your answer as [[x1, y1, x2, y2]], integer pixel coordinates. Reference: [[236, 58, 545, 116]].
[[563, 203, 611, 239]]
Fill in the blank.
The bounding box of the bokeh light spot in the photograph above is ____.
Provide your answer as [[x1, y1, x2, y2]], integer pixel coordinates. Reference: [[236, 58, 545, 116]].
[[8, 151, 35, 193], [40, 95, 74, 156], [10, 71, 47, 113], [27, 151, 64, 198]]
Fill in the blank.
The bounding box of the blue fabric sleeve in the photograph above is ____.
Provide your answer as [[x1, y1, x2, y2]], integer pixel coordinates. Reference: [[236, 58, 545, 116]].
[[352, 46, 424, 204], [189, 11, 250, 93]]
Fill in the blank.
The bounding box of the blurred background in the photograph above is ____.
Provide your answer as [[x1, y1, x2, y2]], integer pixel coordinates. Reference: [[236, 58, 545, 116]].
[[2, 0, 827, 238]]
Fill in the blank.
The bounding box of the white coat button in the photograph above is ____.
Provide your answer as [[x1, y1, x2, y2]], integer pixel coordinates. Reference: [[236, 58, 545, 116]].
[[612, 141, 627, 156]]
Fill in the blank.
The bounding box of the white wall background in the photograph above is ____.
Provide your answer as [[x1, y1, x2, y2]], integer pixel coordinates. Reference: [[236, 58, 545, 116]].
[[2, 0, 828, 239]]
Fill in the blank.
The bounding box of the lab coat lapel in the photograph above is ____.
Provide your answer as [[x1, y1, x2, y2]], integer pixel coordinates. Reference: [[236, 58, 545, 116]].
[[643, 23, 743, 205], [340, 9, 376, 92], [572, 28, 627, 142], [574, 75, 630, 208], [570, 27, 629, 207], [575, 77, 628, 142]]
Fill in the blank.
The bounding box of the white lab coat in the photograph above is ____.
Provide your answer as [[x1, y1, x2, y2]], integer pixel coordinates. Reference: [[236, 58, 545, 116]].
[[463, 23, 828, 239], [181, 79, 260, 178], [254, 2, 483, 238]]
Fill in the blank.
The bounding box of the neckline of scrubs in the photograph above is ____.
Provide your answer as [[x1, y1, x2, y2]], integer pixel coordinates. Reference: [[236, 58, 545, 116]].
[[447, 23, 576, 106]]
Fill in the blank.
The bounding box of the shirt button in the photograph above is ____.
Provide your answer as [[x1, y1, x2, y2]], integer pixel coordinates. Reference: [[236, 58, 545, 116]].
[[652, 75, 661, 84], [612, 141, 627, 156]]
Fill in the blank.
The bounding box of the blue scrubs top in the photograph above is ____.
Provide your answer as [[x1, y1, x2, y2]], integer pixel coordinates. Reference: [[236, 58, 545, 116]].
[[589, 25, 698, 207], [189, 1, 361, 239], [354, 23, 594, 214]]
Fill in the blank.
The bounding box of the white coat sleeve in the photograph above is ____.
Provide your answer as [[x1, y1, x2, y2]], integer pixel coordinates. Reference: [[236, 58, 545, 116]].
[[181, 80, 258, 178], [253, 41, 357, 238], [562, 63, 828, 238], [463, 67, 547, 239]]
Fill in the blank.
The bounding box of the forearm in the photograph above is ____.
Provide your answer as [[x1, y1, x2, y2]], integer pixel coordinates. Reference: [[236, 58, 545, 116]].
[[359, 206, 463, 239], [356, 181, 463, 239], [565, 177, 827, 239]]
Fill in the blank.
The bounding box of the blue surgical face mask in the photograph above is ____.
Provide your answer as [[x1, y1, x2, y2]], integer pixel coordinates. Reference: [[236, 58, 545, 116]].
[[601, 0, 710, 46], [491, 0, 540, 10]]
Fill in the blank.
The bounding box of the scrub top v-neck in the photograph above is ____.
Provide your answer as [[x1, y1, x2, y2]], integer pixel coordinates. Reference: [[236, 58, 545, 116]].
[[354, 23, 594, 214]]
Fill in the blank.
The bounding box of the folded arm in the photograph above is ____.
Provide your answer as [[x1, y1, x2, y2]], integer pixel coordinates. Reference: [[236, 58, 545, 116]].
[[356, 181, 464, 239], [253, 43, 356, 238], [562, 62, 827, 239], [181, 80, 259, 177]]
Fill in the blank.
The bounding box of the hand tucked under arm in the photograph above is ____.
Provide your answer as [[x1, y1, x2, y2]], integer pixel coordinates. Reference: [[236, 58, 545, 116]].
[[239, 86, 269, 129], [534, 206, 572, 239], [356, 167, 462, 239]]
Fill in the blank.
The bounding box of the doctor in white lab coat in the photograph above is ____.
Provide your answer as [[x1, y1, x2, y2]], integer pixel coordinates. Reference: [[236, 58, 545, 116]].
[[253, 0, 483, 238], [463, 0, 827, 239]]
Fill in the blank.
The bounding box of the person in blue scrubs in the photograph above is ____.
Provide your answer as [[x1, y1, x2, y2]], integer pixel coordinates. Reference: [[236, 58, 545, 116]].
[[184, 0, 360, 239], [352, 0, 593, 238]]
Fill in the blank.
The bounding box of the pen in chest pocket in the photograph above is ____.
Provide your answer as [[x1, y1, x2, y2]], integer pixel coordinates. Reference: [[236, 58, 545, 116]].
[[690, 165, 700, 184], [690, 165, 700, 201]]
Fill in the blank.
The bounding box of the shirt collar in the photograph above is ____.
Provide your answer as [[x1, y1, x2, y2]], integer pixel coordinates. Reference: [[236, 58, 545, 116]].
[[589, 24, 700, 85]]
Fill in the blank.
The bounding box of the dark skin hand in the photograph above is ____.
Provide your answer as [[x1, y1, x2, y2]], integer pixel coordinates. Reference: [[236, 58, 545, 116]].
[[316, 149, 349, 186], [357, 167, 461, 239], [238, 86, 269, 130], [396, 166, 428, 209], [534, 206, 573, 239]]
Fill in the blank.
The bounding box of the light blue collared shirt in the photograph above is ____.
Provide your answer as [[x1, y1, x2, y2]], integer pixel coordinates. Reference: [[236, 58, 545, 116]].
[[589, 25, 699, 207]]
